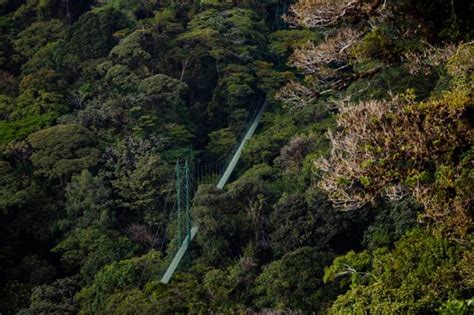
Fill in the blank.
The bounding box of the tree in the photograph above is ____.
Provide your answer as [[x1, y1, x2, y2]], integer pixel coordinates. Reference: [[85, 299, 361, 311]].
[[64, 7, 131, 59], [102, 289, 156, 315], [62, 170, 113, 230], [27, 124, 101, 184], [362, 198, 421, 250], [192, 185, 247, 266], [268, 29, 323, 59], [75, 250, 162, 314], [254, 247, 336, 312], [13, 20, 65, 58], [269, 193, 311, 256], [326, 229, 473, 314], [242, 112, 298, 165], [181, 7, 266, 122], [18, 278, 78, 315], [227, 164, 276, 252], [284, 0, 384, 28], [203, 255, 259, 312], [109, 29, 153, 71], [205, 127, 236, 159], [316, 59, 473, 233], [137, 74, 187, 121], [102, 63, 140, 92], [102, 136, 173, 227], [0, 89, 69, 145], [53, 227, 138, 283], [112, 153, 171, 221], [0, 159, 36, 215], [270, 190, 371, 257], [141, 273, 208, 315], [278, 133, 317, 171], [439, 299, 474, 315]]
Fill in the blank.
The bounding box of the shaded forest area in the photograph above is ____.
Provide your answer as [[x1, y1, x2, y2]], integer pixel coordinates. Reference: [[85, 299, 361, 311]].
[[0, 0, 473, 314]]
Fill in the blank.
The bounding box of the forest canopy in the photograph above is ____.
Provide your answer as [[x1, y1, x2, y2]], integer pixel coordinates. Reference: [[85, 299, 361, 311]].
[[0, 0, 472, 314]]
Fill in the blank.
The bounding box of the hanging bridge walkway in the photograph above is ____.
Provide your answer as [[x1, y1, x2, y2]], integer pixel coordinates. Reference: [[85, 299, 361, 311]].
[[158, 0, 288, 284], [160, 99, 268, 284]]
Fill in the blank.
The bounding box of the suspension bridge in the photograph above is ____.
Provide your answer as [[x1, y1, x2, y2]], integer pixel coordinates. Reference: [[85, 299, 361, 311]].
[[156, 0, 287, 284], [159, 98, 268, 284]]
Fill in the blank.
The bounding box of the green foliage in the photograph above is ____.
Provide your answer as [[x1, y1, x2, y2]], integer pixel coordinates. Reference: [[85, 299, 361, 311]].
[[18, 278, 78, 315], [351, 27, 396, 62], [227, 163, 276, 251], [143, 273, 207, 314], [323, 249, 373, 288], [327, 229, 473, 314], [439, 298, 474, 315], [62, 170, 113, 230], [16, 89, 66, 115], [137, 74, 187, 118], [203, 256, 258, 311], [103, 63, 139, 91], [20, 41, 63, 77], [269, 29, 323, 58], [446, 43, 474, 88], [181, 6, 267, 123], [393, 0, 473, 41], [185, 7, 266, 62], [193, 185, 249, 266], [102, 137, 173, 226], [109, 29, 152, 69], [36, 0, 94, 20], [0, 1, 472, 314], [243, 112, 298, 165], [27, 124, 101, 182], [12, 254, 56, 286], [76, 250, 162, 314], [0, 159, 37, 214], [270, 191, 338, 255], [107, 0, 158, 18], [254, 60, 295, 97], [13, 19, 65, 58], [362, 198, 422, 249], [255, 247, 336, 312], [102, 289, 156, 315], [111, 153, 171, 219], [271, 187, 372, 258], [0, 89, 68, 145], [206, 127, 236, 158], [0, 281, 32, 315], [65, 7, 132, 59], [0, 113, 53, 144], [269, 193, 313, 255], [346, 65, 438, 102], [53, 227, 138, 283]]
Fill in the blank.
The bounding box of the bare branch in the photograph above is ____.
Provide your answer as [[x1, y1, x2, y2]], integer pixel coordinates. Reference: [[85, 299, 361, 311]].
[[284, 0, 365, 28], [275, 81, 318, 110]]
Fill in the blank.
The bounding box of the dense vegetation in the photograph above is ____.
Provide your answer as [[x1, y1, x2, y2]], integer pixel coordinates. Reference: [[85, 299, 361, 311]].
[[0, 0, 472, 314]]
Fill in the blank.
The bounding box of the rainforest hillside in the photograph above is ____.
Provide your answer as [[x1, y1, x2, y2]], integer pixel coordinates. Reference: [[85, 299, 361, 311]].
[[0, 0, 473, 314]]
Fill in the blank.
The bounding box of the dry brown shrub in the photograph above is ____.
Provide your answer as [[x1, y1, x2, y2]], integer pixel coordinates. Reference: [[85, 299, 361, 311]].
[[316, 88, 473, 234], [275, 81, 317, 110], [285, 0, 364, 28], [403, 44, 458, 75], [288, 28, 361, 75], [316, 97, 400, 210], [279, 134, 316, 171], [285, 0, 385, 28]]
